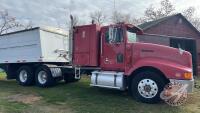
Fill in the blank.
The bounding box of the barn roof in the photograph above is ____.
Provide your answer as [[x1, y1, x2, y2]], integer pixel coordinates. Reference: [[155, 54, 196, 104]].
[[138, 13, 200, 35], [138, 15, 172, 30]]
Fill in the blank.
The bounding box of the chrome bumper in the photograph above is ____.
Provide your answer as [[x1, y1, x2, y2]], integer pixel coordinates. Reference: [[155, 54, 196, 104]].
[[169, 79, 194, 93]]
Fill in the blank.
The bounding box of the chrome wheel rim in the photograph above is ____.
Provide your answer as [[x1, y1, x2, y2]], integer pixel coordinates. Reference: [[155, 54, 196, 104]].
[[19, 70, 28, 83], [138, 79, 158, 98], [38, 71, 47, 84]]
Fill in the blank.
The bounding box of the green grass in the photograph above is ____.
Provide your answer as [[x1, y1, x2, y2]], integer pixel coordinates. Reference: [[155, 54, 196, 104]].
[[0, 73, 200, 113], [0, 72, 6, 80]]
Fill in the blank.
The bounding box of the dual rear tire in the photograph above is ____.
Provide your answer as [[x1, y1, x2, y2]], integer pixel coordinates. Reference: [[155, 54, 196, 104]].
[[17, 65, 56, 87], [35, 65, 56, 87], [17, 66, 34, 86]]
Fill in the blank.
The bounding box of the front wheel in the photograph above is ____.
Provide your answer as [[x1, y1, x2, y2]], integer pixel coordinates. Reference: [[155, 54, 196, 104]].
[[130, 71, 166, 103], [35, 65, 56, 87]]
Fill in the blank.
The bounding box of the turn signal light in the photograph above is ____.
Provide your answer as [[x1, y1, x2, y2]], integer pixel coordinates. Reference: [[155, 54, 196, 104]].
[[183, 72, 192, 80]]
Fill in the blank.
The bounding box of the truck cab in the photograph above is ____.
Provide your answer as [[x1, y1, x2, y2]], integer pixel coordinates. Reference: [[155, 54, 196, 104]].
[[73, 23, 194, 103], [100, 24, 141, 71]]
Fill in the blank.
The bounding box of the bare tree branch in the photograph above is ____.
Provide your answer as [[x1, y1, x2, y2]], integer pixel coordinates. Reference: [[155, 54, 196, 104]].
[[131, 17, 148, 26], [144, 0, 175, 21], [90, 10, 106, 25], [0, 10, 18, 34], [182, 7, 200, 30], [22, 20, 33, 29], [182, 7, 195, 20], [0, 9, 33, 35], [111, 11, 132, 24], [160, 0, 175, 16]]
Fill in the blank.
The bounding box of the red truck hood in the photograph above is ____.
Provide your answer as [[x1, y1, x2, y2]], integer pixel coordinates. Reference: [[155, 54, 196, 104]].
[[133, 42, 192, 68]]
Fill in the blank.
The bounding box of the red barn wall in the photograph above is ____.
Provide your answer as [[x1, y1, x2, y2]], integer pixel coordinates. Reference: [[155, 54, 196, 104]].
[[144, 16, 200, 65], [144, 16, 200, 40]]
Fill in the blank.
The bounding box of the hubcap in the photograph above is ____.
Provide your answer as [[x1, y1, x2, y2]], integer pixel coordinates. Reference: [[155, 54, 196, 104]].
[[138, 79, 158, 98], [19, 70, 28, 83], [38, 71, 47, 84]]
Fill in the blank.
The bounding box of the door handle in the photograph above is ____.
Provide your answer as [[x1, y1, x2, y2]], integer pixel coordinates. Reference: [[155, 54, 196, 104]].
[[114, 43, 121, 46], [104, 58, 109, 64]]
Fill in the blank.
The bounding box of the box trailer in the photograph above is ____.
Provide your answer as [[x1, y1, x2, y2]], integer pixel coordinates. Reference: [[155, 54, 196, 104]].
[[0, 27, 70, 63], [0, 23, 194, 104]]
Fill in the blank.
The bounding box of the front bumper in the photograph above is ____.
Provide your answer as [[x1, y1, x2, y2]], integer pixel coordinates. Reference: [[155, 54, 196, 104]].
[[169, 78, 194, 93]]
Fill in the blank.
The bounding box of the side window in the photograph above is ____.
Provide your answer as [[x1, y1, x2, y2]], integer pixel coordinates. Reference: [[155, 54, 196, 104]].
[[105, 30, 109, 43], [105, 27, 123, 43], [127, 32, 137, 43]]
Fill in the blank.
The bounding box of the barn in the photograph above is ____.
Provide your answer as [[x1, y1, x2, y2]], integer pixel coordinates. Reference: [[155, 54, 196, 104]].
[[137, 13, 200, 76]]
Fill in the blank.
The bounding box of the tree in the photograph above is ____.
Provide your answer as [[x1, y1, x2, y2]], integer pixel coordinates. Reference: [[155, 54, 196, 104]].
[[131, 17, 147, 26], [0, 9, 32, 35], [182, 7, 195, 20], [144, 0, 175, 21], [191, 18, 200, 30], [160, 0, 175, 16], [111, 11, 132, 24], [90, 10, 106, 25], [112, 11, 124, 24], [182, 7, 200, 30], [0, 10, 19, 34]]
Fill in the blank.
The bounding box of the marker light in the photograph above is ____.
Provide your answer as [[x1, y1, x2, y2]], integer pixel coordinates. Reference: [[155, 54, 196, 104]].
[[183, 72, 192, 80]]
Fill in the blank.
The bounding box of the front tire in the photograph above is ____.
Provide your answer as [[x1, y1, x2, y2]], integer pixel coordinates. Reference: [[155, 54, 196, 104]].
[[130, 71, 166, 103], [17, 66, 34, 86], [35, 65, 56, 87]]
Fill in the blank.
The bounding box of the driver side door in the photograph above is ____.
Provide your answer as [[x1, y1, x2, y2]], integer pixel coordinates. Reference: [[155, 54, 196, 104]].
[[100, 27, 125, 71]]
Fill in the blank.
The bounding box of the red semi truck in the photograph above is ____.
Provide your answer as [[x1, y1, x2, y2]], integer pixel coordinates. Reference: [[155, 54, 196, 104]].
[[0, 23, 194, 103]]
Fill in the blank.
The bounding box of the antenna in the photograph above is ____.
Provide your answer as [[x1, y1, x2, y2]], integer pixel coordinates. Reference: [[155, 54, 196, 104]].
[[113, 0, 116, 23], [69, 0, 73, 14], [114, 0, 116, 11]]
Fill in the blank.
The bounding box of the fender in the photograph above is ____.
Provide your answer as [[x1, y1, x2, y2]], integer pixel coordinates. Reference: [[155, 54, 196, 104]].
[[125, 58, 192, 80]]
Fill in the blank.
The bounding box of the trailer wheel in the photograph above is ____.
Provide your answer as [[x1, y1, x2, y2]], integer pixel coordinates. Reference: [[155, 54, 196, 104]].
[[17, 66, 34, 86], [130, 71, 166, 103], [35, 65, 56, 87]]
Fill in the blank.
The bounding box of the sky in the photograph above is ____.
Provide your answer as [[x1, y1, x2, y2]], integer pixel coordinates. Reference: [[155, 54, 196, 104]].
[[0, 0, 200, 29]]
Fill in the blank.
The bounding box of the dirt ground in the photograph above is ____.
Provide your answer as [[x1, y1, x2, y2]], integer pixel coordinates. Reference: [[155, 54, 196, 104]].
[[6, 94, 42, 104]]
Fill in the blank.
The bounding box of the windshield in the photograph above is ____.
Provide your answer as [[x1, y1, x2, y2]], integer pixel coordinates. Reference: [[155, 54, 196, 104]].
[[127, 31, 137, 43]]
